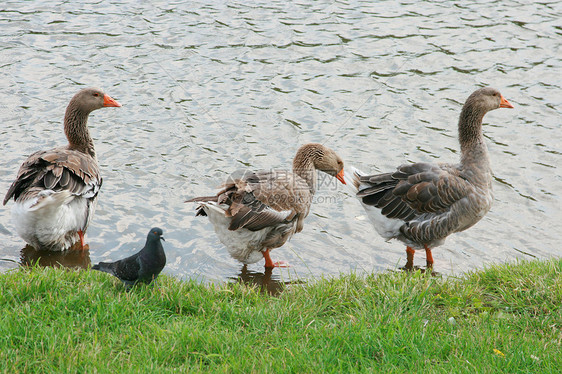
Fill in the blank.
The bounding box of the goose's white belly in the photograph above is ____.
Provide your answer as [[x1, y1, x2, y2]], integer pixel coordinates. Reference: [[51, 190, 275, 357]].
[[346, 167, 404, 240], [348, 166, 428, 250], [12, 190, 93, 251], [360, 202, 404, 240], [201, 202, 271, 264]]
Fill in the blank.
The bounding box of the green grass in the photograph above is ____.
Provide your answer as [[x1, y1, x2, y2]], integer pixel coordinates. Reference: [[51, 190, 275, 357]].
[[1, 259, 561, 373]]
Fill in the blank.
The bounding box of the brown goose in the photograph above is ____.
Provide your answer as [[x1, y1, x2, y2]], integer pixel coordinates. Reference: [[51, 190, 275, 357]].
[[187, 143, 346, 268], [348, 87, 514, 270], [3, 87, 121, 251]]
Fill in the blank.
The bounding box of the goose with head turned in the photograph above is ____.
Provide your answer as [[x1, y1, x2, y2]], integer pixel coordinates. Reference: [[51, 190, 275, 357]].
[[347, 87, 514, 270], [3, 87, 121, 251], [187, 143, 346, 268]]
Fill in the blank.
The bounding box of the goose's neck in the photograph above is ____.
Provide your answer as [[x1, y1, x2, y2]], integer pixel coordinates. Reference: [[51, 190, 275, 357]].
[[293, 156, 317, 194], [64, 104, 95, 157], [458, 104, 489, 170]]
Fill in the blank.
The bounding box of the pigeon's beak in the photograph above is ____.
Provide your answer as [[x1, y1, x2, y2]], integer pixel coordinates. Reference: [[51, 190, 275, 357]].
[[160, 236, 165, 241]]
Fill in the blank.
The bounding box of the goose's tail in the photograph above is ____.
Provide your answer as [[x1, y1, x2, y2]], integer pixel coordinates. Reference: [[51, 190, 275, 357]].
[[343, 166, 367, 194]]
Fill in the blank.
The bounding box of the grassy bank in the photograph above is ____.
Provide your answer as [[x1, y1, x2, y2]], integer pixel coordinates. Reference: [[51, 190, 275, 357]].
[[1, 259, 561, 373]]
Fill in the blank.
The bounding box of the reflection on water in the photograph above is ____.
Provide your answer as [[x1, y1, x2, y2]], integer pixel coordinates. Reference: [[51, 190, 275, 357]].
[[20, 244, 91, 270], [229, 265, 304, 296]]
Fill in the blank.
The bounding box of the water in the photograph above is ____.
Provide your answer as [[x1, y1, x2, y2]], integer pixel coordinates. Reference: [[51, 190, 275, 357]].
[[1, 1, 561, 285]]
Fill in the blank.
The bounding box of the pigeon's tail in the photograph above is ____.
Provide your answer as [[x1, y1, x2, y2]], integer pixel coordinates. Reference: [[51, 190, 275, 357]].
[[91, 262, 113, 274]]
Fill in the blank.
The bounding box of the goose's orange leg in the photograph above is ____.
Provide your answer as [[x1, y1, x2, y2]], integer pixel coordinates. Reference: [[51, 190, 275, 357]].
[[262, 249, 289, 268], [404, 246, 415, 270], [78, 230, 86, 250], [424, 244, 434, 269]]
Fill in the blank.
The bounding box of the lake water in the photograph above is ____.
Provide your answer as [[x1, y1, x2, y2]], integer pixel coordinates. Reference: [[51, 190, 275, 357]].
[[1, 0, 560, 285]]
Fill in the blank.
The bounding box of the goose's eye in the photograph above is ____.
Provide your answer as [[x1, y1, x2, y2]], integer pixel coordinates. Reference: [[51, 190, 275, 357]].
[[93, 93, 100, 97]]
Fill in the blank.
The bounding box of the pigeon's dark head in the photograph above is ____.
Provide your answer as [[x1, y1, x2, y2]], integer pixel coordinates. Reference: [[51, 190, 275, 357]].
[[148, 227, 165, 241]]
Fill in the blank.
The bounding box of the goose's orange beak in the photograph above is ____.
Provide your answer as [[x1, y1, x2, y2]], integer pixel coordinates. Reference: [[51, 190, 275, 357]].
[[103, 94, 122, 107], [499, 95, 513, 109], [336, 169, 346, 185]]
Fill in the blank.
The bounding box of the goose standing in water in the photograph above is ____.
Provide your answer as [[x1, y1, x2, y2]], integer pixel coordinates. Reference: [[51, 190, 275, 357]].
[[348, 87, 514, 270], [187, 143, 346, 268], [3, 87, 121, 251]]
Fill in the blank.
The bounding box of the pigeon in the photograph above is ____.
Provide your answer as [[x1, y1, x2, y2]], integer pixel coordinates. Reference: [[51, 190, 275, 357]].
[[92, 227, 166, 287]]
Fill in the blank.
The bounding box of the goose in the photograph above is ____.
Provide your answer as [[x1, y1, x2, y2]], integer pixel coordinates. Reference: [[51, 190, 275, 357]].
[[187, 143, 346, 268], [347, 87, 514, 270], [3, 87, 121, 251]]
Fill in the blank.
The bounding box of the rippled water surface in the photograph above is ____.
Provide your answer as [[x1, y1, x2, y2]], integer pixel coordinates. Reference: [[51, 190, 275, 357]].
[[1, 1, 561, 284]]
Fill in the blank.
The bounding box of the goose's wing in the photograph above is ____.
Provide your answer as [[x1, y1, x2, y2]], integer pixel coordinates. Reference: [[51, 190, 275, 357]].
[[188, 169, 308, 232], [4, 148, 102, 205], [227, 169, 308, 232], [357, 162, 473, 220]]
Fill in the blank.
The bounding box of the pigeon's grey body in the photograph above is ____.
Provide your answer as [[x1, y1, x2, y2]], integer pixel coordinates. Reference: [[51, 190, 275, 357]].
[[92, 227, 166, 286]]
